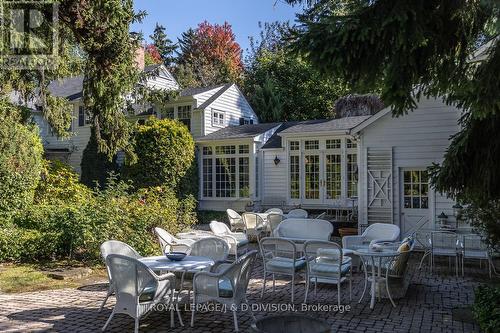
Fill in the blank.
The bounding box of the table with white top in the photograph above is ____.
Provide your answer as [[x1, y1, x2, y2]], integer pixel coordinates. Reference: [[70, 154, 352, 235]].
[[176, 231, 214, 241], [140, 255, 215, 273], [354, 247, 400, 309]]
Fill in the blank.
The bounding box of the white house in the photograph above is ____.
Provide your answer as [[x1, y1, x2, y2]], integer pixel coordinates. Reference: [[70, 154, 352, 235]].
[[197, 96, 462, 237]]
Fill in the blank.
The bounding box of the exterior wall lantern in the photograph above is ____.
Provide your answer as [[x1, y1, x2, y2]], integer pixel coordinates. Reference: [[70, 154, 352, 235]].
[[452, 203, 463, 219], [274, 156, 281, 166], [437, 212, 448, 228]]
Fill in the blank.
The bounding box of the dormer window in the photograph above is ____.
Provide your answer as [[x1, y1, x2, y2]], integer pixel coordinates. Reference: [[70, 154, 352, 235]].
[[78, 106, 91, 127], [239, 117, 253, 125], [212, 110, 225, 127], [178, 105, 191, 130]]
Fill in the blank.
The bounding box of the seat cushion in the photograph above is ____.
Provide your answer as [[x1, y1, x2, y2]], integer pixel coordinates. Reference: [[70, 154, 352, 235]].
[[237, 238, 249, 247], [218, 278, 234, 298], [310, 262, 351, 277], [265, 258, 306, 273]]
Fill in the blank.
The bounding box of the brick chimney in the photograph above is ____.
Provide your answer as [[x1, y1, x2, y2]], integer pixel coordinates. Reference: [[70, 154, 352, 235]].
[[134, 45, 145, 71]]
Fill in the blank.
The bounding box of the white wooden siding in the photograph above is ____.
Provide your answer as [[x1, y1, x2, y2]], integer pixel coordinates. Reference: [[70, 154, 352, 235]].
[[261, 149, 288, 206], [202, 85, 258, 135], [358, 97, 461, 229]]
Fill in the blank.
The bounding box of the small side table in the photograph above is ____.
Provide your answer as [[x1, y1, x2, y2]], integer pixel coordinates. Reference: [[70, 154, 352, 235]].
[[354, 248, 399, 309]]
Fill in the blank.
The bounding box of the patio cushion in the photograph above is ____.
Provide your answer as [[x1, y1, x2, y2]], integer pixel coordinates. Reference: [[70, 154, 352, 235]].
[[317, 248, 341, 261], [218, 278, 234, 298], [310, 261, 351, 275], [265, 258, 306, 273], [237, 238, 249, 247]]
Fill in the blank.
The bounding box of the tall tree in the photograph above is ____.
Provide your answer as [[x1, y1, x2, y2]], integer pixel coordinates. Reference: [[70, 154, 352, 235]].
[[150, 23, 177, 67], [175, 22, 244, 87], [244, 21, 349, 121], [286, 0, 500, 245]]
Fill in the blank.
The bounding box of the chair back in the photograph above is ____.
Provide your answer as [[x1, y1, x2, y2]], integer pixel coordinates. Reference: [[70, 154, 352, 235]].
[[242, 212, 264, 230], [100, 240, 141, 261], [304, 240, 344, 276], [210, 220, 231, 236], [265, 208, 283, 215], [105, 254, 155, 308], [431, 231, 459, 250], [462, 234, 488, 258], [315, 212, 327, 220], [287, 208, 308, 218], [260, 237, 298, 262], [364, 223, 400, 241], [189, 237, 229, 262], [153, 227, 179, 253], [267, 213, 283, 236], [227, 209, 242, 226], [276, 218, 333, 240]]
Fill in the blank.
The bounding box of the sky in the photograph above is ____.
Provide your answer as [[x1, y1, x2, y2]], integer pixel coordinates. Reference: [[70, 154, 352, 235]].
[[131, 0, 302, 55]]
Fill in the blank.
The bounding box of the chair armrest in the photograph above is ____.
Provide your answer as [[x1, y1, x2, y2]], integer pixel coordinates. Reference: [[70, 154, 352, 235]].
[[342, 235, 365, 249], [369, 238, 398, 247], [156, 272, 176, 282], [211, 260, 233, 273], [193, 271, 225, 298]]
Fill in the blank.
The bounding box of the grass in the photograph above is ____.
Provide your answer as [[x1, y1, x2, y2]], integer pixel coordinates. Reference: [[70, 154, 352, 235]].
[[0, 263, 107, 294]]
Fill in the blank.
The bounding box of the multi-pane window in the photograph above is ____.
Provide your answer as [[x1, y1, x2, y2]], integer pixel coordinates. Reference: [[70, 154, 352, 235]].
[[178, 105, 191, 130], [163, 107, 175, 119], [347, 154, 358, 197], [290, 141, 300, 151], [212, 111, 225, 126], [304, 155, 320, 199], [326, 154, 341, 199], [239, 157, 250, 197], [326, 139, 341, 149], [403, 170, 429, 209], [202, 159, 213, 197], [305, 140, 319, 150], [289, 155, 300, 199], [78, 106, 90, 127], [347, 139, 357, 149], [202, 145, 251, 199]]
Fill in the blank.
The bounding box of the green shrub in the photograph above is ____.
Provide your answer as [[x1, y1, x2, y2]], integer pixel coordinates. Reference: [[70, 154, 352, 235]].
[[0, 102, 44, 213], [197, 210, 228, 225], [472, 285, 500, 333], [0, 224, 59, 262], [124, 118, 195, 190]]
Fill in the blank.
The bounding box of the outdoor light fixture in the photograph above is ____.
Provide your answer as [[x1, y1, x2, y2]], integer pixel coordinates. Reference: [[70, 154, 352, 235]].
[[437, 212, 448, 228], [274, 156, 280, 165], [452, 203, 463, 218]]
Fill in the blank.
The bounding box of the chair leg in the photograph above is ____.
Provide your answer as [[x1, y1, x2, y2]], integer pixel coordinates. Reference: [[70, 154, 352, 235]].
[[291, 274, 295, 303], [304, 275, 309, 303], [261, 272, 267, 299], [314, 278, 318, 296], [462, 256, 465, 277], [337, 281, 341, 307], [134, 318, 139, 333], [102, 310, 115, 332], [455, 256, 458, 277], [349, 269, 352, 301], [272, 274, 276, 292], [191, 298, 196, 327], [99, 286, 113, 312], [233, 309, 239, 332]]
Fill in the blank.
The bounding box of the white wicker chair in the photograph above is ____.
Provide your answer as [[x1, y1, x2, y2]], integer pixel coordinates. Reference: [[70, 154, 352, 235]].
[[342, 223, 400, 250], [315, 212, 327, 220], [267, 213, 284, 236], [209, 221, 249, 260], [102, 254, 179, 333], [303, 240, 352, 306], [242, 212, 265, 241], [430, 231, 459, 276], [226, 209, 245, 232], [99, 240, 142, 312], [259, 237, 306, 303], [191, 250, 258, 332], [265, 208, 283, 215], [287, 209, 308, 219], [153, 227, 195, 253]]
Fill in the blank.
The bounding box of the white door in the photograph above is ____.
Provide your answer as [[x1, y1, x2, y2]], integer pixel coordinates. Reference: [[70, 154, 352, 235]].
[[302, 153, 321, 204], [400, 169, 431, 237]]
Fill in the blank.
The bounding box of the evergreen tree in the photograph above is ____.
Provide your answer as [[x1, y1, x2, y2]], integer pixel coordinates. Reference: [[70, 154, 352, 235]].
[[251, 75, 283, 122], [150, 23, 177, 67], [80, 127, 117, 189]]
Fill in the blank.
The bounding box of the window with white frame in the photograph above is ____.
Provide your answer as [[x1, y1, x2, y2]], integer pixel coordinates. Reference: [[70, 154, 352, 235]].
[[212, 110, 225, 126], [202, 144, 251, 198], [163, 107, 175, 119], [403, 170, 429, 209], [78, 106, 91, 127], [178, 105, 191, 130]]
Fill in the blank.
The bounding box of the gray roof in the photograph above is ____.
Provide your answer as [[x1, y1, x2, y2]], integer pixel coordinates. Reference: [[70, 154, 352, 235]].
[[47, 76, 84, 101], [198, 83, 233, 109], [197, 123, 281, 141], [279, 116, 371, 135], [180, 84, 227, 97], [261, 120, 324, 149]]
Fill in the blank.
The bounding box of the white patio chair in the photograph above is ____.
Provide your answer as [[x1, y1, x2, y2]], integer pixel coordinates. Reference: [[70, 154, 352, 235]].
[[267, 213, 284, 236], [209, 221, 249, 260], [287, 208, 308, 219], [265, 208, 283, 215], [461, 234, 491, 278], [303, 240, 352, 306], [153, 227, 195, 253], [191, 250, 258, 332], [99, 240, 142, 312], [242, 212, 265, 241], [429, 231, 459, 276], [227, 209, 245, 232], [102, 254, 178, 333], [259, 237, 306, 303]]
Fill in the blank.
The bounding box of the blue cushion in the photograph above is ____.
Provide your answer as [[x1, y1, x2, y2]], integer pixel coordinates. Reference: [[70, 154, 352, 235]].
[[139, 285, 156, 302], [218, 278, 233, 298], [266, 258, 306, 273], [237, 239, 249, 247]]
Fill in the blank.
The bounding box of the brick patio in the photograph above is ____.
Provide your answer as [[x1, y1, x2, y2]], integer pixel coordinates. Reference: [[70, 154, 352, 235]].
[[0, 251, 494, 333]]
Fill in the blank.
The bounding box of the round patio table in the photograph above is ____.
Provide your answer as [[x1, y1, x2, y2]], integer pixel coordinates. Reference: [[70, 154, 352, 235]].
[[176, 231, 214, 241], [139, 255, 214, 272], [354, 248, 399, 309]]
